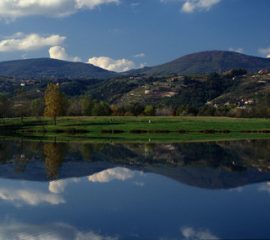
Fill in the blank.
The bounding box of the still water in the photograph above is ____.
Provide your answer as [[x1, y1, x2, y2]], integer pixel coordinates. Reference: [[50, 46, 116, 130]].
[[0, 139, 270, 239]]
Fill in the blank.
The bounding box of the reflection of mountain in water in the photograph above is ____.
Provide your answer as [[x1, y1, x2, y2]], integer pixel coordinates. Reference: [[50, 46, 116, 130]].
[[0, 140, 270, 189]]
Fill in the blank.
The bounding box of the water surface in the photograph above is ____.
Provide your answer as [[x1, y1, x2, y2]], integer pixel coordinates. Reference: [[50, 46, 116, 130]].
[[0, 139, 270, 239]]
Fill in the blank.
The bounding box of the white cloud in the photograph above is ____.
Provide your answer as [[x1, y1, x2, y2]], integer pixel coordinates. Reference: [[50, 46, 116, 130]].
[[75, 0, 119, 9], [0, 187, 65, 206], [49, 46, 81, 62], [258, 182, 270, 194], [0, 0, 120, 21], [88, 167, 135, 183], [258, 47, 270, 58], [0, 33, 65, 52], [0, 222, 118, 240], [49, 178, 81, 194], [181, 0, 221, 13], [134, 53, 145, 58], [88, 56, 136, 72], [181, 226, 219, 240], [49, 180, 68, 194], [228, 48, 244, 54]]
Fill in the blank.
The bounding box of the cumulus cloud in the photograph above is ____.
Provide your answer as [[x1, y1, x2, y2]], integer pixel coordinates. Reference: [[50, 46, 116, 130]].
[[181, 0, 221, 13], [228, 48, 244, 54], [49, 46, 81, 62], [0, 33, 65, 52], [181, 226, 219, 240], [0, 222, 118, 240], [88, 56, 136, 72], [258, 47, 270, 58], [0, 187, 65, 206], [0, 0, 120, 20], [88, 167, 135, 183]]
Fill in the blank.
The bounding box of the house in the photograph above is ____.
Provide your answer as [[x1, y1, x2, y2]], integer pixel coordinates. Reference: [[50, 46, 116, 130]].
[[258, 69, 269, 75], [168, 75, 185, 82], [244, 99, 254, 105]]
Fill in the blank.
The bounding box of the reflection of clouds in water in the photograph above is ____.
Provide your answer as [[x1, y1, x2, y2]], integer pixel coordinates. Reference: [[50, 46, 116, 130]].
[[49, 168, 138, 193], [49, 178, 80, 194], [181, 226, 219, 240], [0, 222, 118, 240], [258, 182, 270, 194], [228, 187, 243, 193], [88, 168, 135, 183], [0, 188, 64, 206], [49, 168, 140, 194], [134, 181, 145, 187]]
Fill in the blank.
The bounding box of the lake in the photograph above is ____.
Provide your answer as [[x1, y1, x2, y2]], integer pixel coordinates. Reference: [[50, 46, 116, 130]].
[[0, 138, 270, 239]]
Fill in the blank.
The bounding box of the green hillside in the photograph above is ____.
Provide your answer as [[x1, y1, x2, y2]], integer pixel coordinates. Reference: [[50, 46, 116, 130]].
[[131, 51, 270, 76], [0, 58, 116, 80]]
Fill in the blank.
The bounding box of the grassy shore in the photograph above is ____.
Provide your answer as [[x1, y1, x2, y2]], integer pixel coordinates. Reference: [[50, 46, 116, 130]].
[[1, 116, 270, 142]]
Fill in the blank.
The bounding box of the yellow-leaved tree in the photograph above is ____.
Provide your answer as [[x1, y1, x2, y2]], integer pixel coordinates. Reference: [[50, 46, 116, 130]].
[[44, 83, 64, 125], [43, 143, 64, 179]]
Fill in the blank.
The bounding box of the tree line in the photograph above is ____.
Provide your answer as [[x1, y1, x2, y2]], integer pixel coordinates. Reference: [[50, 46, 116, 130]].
[[0, 83, 157, 122], [1, 77, 270, 122]]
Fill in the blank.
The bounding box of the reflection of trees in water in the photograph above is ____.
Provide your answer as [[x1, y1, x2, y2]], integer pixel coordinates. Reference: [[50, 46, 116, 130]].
[[67, 143, 105, 162], [0, 139, 43, 172], [78, 144, 92, 161], [87, 141, 269, 172], [218, 140, 270, 171], [15, 141, 43, 172], [43, 143, 65, 179], [0, 142, 12, 164], [1, 139, 270, 177]]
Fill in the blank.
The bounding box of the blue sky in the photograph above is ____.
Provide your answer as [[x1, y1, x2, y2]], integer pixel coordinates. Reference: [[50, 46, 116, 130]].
[[0, 0, 269, 72]]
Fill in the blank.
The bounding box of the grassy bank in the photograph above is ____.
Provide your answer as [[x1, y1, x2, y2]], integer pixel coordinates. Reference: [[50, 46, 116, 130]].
[[1, 116, 270, 142]]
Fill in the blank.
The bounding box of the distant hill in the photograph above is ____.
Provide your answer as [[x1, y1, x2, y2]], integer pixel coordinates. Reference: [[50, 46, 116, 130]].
[[1, 51, 270, 80], [131, 51, 270, 76], [0, 58, 116, 80]]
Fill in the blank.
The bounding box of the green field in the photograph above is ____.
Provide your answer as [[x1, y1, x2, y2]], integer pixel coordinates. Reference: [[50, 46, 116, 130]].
[[1, 116, 270, 143]]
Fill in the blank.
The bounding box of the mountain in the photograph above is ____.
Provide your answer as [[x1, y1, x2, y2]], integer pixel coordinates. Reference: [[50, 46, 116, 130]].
[[1, 51, 270, 80], [0, 58, 117, 80], [131, 51, 270, 76]]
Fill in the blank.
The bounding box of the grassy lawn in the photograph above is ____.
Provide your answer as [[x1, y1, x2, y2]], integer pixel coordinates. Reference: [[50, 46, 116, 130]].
[[1, 116, 270, 143]]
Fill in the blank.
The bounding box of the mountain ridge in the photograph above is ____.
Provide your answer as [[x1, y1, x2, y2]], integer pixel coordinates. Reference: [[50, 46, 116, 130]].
[[1, 51, 270, 80], [0, 57, 116, 80], [130, 50, 270, 76]]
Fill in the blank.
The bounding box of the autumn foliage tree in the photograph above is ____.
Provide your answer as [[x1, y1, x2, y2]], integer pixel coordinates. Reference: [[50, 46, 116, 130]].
[[43, 143, 64, 179], [44, 83, 64, 125]]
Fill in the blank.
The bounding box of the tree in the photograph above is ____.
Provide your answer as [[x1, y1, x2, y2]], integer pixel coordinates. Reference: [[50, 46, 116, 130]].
[[80, 96, 93, 116], [110, 104, 119, 116], [44, 83, 64, 125], [31, 99, 44, 118], [144, 105, 155, 116], [92, 101, 111, 116], [67, 99, 81, 116], [0, 95, 10, 120], [224, 69, 247, 78]]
